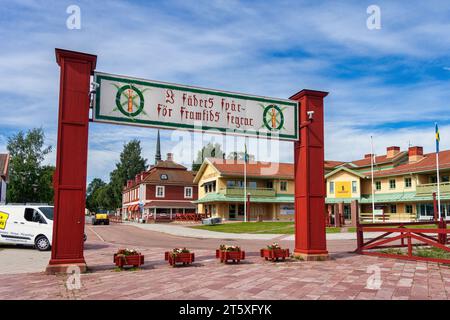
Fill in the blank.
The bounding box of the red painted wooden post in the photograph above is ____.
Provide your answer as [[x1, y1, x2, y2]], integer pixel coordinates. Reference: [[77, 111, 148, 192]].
[[46, 49, 97, 274], [433, 192, 438, 221], [290, 90, 329, 260]]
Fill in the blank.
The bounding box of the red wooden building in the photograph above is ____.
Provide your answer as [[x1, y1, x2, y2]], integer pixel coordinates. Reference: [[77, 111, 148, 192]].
[[121, 132, 198, 222]]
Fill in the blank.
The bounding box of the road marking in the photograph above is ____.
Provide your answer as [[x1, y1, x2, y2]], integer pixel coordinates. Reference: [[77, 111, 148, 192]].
[[87, 226, 105, 242]]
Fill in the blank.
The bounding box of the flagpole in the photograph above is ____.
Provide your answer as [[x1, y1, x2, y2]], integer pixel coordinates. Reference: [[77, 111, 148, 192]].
[[436, 123, 442, 220], [436, 153, 441, 220], [371, 136, 375, 223], [244, 143, 247, 223]]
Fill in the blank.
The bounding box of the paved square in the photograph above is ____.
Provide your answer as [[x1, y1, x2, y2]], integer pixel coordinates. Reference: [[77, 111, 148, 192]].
[[1, 225, 450, 300]]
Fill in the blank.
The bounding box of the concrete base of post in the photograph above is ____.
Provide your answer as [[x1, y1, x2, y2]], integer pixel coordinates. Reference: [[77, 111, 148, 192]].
[[45, 263, 87, 275], [294, 250, 329, 261]]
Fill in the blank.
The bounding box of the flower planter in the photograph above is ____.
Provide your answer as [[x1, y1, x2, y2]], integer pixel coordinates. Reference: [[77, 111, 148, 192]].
[[217, 250, 245, 263], [165, 252, 195, 267], [114, 254, 144, 268], [260, 248, 289, 261]]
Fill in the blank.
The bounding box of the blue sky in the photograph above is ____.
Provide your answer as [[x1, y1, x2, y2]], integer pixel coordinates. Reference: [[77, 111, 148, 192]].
[[1, 0, 450, 183]]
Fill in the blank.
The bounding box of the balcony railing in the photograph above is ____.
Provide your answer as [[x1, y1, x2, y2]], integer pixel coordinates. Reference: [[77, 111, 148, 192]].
[[416, 182, 450, 196], [219, 187, 276, 197]]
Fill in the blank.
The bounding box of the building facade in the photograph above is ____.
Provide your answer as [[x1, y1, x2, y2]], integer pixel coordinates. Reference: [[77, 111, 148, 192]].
[[122, 153, 198, 221], [194, 145, 450, 223], [193, 158, 295, 221], [0, 154, 9, 204], [325, 146, 450, 222]]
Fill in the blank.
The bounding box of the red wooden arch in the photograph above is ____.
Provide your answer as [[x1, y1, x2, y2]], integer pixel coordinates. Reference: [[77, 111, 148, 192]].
[[46, 48, 328, 273]]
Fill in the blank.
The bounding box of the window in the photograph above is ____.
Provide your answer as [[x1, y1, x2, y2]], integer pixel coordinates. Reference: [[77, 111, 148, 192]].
[[389, 179, 396, 189], [280, 181, 288, 192], [266, 181, 273, 189], [352, 181, 357, 193], [227, 180, 236, 187], [375, 181, 381, 191], [237, 204, 245, 216], [329, 182, 334, 194], [184, 187, 193, 198], [443, 176, 450, 183], [204, 181, 216, 193], [160, 174, 168, 180], [390, 205, 397, 213], [406, 205, 413, 214], [24, 208, 45, 224], [156, 186, 165, 198], [405, 177, 412, 188], [430, 176, 438, 184], [229, 204, 236, 219], [248, 181, 257, 189], [39, 207, 54, 220]]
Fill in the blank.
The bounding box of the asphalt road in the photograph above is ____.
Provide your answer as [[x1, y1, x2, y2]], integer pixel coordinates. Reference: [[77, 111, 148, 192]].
[[86, 224, 357, 254]]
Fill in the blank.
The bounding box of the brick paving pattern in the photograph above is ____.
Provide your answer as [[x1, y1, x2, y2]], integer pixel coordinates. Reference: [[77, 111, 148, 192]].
[[1, 225, 450, 300]]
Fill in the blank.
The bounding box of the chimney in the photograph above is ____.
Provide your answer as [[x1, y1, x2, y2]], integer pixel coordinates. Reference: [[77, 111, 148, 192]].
[[386, 146, 400, 158], [408, 146, 424, 163], [167, 153, 173, 161], [364, 153, 374, 159], [127, 180, 133, 188]]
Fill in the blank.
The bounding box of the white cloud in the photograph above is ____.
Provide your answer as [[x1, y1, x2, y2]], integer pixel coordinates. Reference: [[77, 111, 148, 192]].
[[1, 0, 450, 183]]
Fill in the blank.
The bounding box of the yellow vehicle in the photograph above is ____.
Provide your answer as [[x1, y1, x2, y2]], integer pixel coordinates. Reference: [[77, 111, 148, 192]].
[[92, 213, 109, 225]]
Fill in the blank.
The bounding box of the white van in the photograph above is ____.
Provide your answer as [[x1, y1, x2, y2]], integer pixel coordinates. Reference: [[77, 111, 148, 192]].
[[0, 205, 54, 251]]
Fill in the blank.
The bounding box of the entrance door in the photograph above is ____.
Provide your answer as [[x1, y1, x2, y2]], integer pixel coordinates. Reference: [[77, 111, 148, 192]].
[[343, 205, 351, 220], [229, 204, 236, 220]]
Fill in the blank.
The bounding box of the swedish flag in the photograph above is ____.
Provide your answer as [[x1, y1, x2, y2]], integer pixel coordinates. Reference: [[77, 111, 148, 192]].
[[436, 123, 440, 153]]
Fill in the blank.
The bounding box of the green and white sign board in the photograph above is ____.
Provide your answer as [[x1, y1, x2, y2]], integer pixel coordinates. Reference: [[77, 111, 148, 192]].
[[93, 72, 299, 141]]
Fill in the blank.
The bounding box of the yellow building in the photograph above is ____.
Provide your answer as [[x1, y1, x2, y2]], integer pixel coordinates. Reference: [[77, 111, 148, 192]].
[[325, 146, 450, 222], [194, 146, 450, 223], [193, 158, 295, 221]]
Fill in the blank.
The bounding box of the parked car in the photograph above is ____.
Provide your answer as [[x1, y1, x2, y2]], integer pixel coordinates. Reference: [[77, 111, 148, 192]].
[[92, 212, 110, 225], [0, 205, 86, 251]]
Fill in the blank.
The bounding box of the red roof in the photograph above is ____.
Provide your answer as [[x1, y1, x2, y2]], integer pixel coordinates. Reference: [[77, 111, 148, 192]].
[[149, 159, 186, 170], [324, 160, 345, 169], [124, 159, 195, 191], [143, 169, 196, 185], [350, 151, 407, 167], [372, 150, 450, 177], [208, 158, 294, 178]]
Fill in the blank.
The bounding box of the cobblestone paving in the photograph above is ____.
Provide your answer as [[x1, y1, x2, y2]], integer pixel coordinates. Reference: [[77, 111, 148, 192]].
[[1, 226, 450, 300]]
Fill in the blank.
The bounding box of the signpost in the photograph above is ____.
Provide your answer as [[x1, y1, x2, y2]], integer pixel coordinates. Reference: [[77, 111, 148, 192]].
[[93, 72, 299, 141]]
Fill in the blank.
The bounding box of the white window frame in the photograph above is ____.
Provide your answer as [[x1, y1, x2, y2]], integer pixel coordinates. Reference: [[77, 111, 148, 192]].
[[280, 181, 288, 192], [405, 177, 412, 188], [156, 186, 165, 198], [352, 181, 357, 193], [184, 187, 193, 199], [375, 180, 382, 191], [389, 179, 396, 190]]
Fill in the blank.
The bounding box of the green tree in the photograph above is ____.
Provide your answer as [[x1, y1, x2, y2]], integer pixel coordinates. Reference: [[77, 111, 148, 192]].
[[37, 165, 56, 204], [86, 178, 107, 212], [192, 142, 225, 171], [227, 151, 255, 162], [108, 139, 147, 209], [6, 128, 53, 203]]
